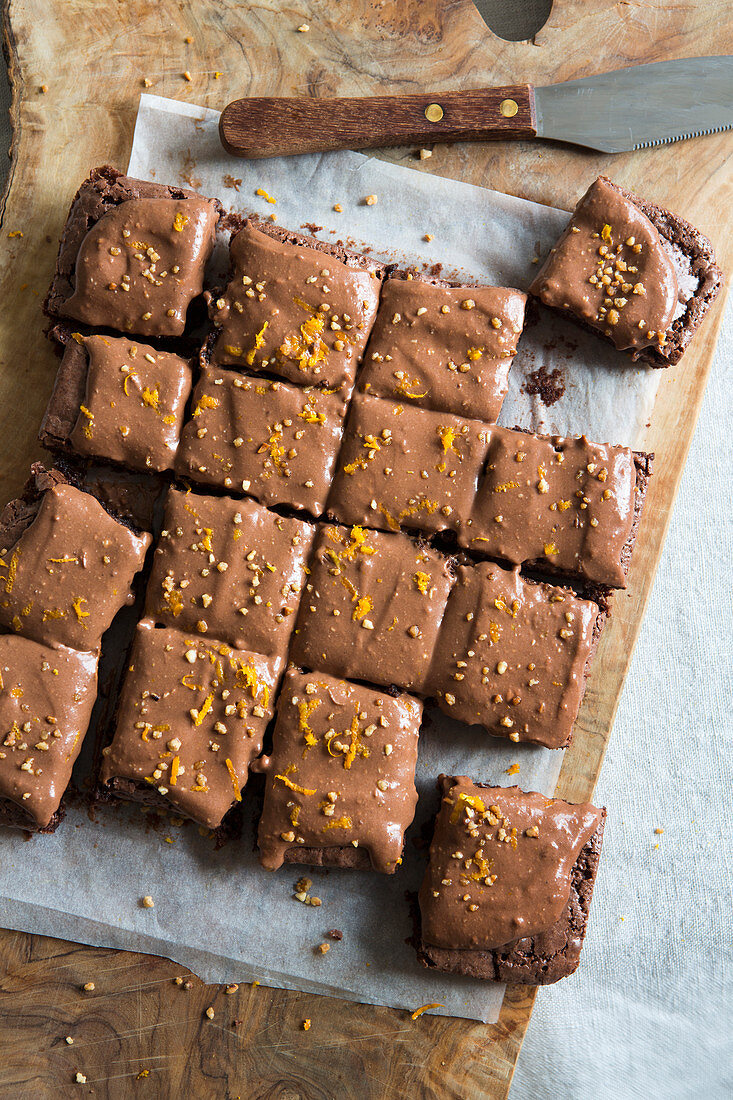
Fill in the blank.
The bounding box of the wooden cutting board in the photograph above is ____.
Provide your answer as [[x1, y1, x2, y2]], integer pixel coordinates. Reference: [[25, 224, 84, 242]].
[[0, 1, 729, 1096]]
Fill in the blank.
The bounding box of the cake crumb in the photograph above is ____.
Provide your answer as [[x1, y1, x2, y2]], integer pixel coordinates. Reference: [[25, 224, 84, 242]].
[[328, 928, 343, 940]]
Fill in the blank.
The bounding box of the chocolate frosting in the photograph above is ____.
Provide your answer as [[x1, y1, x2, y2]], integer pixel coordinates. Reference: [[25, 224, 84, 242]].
[[291, 523, 454, 693], [461, 426, 636, 587], [0, 634, 98, 827], [256, 668, 421, 873], [101, 620, 282, 828], [359, 277, 526, 421], [327, 393, 490, 536], [176, 366, 347, 515], [530, 177, 678, 351], [419, 778, 602, 950], [145, 488, 314, 659], [210, 225, 381, 390], [61, 197, 217, 336], [69, 334, 192, 472], [0, 483, 151, 650], [427, 563, 597, 748]]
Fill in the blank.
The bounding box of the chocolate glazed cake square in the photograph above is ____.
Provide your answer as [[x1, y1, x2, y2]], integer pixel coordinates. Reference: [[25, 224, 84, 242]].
[[44, 165, 221, 337], [99, 620, 282, 830], [290, 523, 454, 693], [529, 175, 722, 366], [416, 777, 606, 984], [40, 331, 192, 473], [206, 220, 384, 393], [176, 366, 348, 515], [255, 668, 421, 872], [358, 273, 526, 421]]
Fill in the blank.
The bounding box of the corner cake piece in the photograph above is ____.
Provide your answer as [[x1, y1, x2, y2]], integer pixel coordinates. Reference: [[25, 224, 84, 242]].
[[0, 634, 98, 831], [176, 366, 347, 515], [327, 393, 490, 537], [40, 333, 192, 472], [460, 425, 652, 588], [144, 488, 314, 659], [207, 221, 383, 391], [416, 776, 605, 984], [44, 165, 220, 337], [291, 524, 453, 693], [529, 176, 722, 366], [99, 620, 282, 829], [0, 480, 151, 650], [359, 274, 526, 421], [256, 668, 421, 872], [426, 563, 605, 749]]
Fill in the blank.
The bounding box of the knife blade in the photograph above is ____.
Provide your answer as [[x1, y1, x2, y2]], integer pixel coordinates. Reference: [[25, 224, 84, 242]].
[[219, 57, 733, 159], [535, 57, 733, 152]]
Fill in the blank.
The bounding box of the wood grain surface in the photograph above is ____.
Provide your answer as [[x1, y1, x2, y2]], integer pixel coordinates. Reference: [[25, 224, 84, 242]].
[[0, 1, 730, 1096]]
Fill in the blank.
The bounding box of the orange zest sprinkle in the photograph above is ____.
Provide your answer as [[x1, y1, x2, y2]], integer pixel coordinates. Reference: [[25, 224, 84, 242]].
[[245, 321, 269, 365], [322, 815, 353, 830], [191, 693, 214, 726], [225, 758, 242, 801], [169, 755, 181, 785], [450, 792, 486, 823], [255, 187, 277, 204], [275, 774, 316, 796], [410, 1003, 444, 1020]]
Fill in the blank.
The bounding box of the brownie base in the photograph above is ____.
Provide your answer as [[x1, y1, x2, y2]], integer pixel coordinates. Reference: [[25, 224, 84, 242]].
[[533, 176, 722, 367], [0, 461, 159, 542], [43, 165, 223, 321], [97, 776, 237, 846], [415, 778, 607, 985], [0, 795, 65, 834], [281, 844, 375, 871]]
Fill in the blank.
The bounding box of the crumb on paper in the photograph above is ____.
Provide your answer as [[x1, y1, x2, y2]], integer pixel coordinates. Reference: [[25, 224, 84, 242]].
[[328, 928, 343, 940], [223, 175, 242, 191], [180, 149, 202, 190]]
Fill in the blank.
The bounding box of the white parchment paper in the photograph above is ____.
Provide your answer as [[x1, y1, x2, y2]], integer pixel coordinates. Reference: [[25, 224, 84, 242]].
[[0, 96, 659, 1023]]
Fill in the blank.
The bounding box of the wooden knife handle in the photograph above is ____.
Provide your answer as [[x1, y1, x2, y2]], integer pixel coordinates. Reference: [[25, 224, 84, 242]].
[[219, 86, 536, 158]]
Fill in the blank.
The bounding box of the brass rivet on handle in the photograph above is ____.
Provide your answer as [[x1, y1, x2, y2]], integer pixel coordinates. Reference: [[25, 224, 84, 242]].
[[425, 103, 444, 122], [500, 99, 519, 118]]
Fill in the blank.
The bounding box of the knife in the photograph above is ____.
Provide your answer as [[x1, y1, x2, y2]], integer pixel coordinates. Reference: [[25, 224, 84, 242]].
[[219, 57, 733, 159]]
